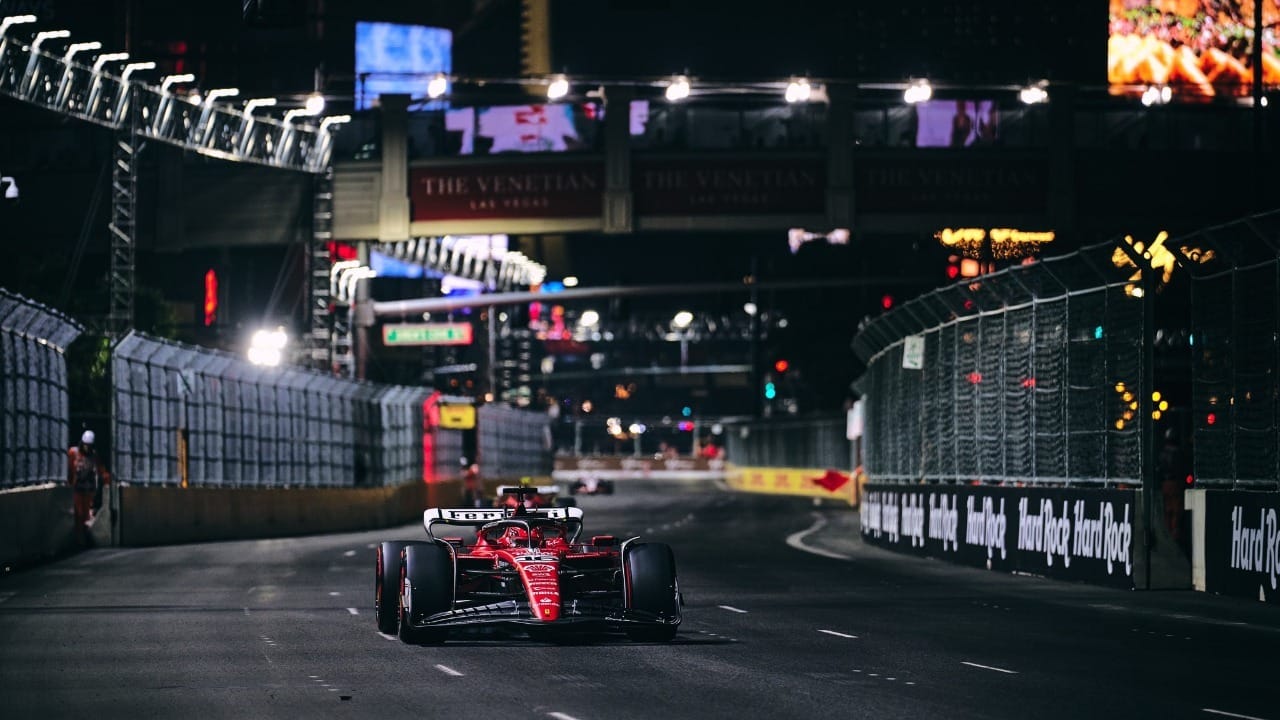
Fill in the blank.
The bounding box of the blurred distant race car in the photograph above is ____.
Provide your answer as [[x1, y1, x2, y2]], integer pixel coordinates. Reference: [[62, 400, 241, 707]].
[[493, 483, 576, 509], [374, 486, 681, 644], [568, 477, 615, 496]]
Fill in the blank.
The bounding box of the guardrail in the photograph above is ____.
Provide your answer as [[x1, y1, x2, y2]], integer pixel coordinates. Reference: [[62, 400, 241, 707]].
[[0, 289, 82, 488]]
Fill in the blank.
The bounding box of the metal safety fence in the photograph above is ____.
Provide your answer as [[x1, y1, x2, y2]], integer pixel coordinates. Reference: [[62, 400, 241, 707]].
[[725, 417, 849, 469], [1181, 210, 1280, 490], [0, 290, 83, 488], [112, 332, 431, 487], [478, 403, 552, 480], [852, 242, 1145, 486]]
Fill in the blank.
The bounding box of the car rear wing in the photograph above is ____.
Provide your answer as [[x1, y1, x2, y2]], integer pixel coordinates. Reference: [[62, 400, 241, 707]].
[[494, 484, 561, 496], [422, 506, 585, 539]]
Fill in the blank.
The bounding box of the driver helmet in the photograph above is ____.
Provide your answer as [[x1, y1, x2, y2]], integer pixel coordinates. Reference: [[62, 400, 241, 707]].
[[500, 526, 528, 547]]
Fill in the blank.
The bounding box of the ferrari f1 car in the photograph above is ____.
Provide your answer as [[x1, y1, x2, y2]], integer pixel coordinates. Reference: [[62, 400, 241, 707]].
[[375, 486, 681, 644]]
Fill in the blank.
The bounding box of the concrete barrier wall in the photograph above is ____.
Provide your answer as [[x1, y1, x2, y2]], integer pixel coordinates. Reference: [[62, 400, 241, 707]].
[[0, 484, 78, 570]]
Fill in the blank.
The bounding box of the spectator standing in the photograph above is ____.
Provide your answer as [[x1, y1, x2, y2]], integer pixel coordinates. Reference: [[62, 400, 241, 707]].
[[67, 430, 110, 547]]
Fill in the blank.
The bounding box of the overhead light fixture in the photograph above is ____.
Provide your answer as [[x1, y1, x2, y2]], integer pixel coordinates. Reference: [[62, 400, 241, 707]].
[[562, 276, 579, 288], [63, 41, 101, 63], [120, 61, 155, 83], [426, 72, 448, 99], [0, 15, 37, 37], [90, 52, 129, 73], [159, 73, 195, 94], [665, 74, 690, 102], [1141, 84, 1172, 107], [30, 29, 70, 53], [672, 310, 693, 329], [243, 97, 277, 114], [247, 327, 289, 367], [203, 87, 239, 105], [546, 74, 569, 100], [903, 79, 932, 104], [743, 302, 758, 316], [320, 114, 351, 131], [784, 77, 811, 103], [1018, 82, 1048, 105], [304, 92, 325, 114], [578, 310, 600, 327]]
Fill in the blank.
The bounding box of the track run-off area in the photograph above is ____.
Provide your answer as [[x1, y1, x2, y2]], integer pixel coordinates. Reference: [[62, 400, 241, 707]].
[[1, 480, 1277, 720]]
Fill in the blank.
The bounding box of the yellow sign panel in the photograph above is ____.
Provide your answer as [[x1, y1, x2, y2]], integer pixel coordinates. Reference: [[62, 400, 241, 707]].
[[439, 404, 476, 430], [725, 466, 857, 506]]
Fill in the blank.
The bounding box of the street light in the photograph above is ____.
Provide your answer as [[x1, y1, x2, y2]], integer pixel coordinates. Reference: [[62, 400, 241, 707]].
[[63, 40, 100, 63], [0, 14, 37, 38], [243, 97, 276, 114], [29, 29, 70, 53], [120, 61, 155, 83], [903, 79, 932, 104], [784, 77, 812, 103], [546, 74, 569, 100], [672, 310, 693, 329], [578, 309, 600, 327], [247, 327, 289, 367], [304, 91, 325, 114], [665, 74, 690, 102], [160, 73, 194, 94], [426, 72, 448, 99], [1019, 82, 1049, 105]]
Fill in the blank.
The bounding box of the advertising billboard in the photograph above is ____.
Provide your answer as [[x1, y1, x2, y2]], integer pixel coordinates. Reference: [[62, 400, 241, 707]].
[[355, 21, 452, 110], [1108, 0, 1280, 98]]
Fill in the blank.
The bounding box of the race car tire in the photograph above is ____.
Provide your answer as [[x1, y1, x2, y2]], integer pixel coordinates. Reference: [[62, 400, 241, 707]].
[[376, 541, 415, 634], [623, 542, 680, 642], [399, 543, 454, 645]]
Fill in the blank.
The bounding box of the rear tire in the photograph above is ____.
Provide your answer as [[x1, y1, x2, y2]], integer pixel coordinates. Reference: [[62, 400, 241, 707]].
[[375, 541, 415, 634], [624, 542, 680, 642], [399, 543, 454, 645]]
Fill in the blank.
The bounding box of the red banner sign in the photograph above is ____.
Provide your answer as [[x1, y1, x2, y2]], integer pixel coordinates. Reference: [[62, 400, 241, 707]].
[[633, 156, 825, 215], [411, 161, 604, 221]]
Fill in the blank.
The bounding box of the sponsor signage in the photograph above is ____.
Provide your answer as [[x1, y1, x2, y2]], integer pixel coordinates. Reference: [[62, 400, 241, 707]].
[[439, 403, 476, 430], [633, 156, 826, 216], [861, 484, 1136, 588], [410, 161, 604, 220], [854, 153, 1047, 214], [1204, 491, 1280, 604], [726, 467, 857, 506], [382, 322, 473, 346]]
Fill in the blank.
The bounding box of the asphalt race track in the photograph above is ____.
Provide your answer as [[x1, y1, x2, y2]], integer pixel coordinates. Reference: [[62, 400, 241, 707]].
[[1, 480, 1277, 720]]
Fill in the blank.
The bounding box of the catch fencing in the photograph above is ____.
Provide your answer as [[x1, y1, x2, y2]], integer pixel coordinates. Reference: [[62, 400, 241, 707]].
[[478, 403, 552, 480], [852, 241, 1145, 487], [112, 332, 431, 487], [725, 417, 849, 469], [0, 290, 83, 488], [1182, 210, 1280, 490]]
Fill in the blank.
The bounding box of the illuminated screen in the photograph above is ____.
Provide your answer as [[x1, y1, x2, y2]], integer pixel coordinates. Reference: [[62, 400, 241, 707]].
[[1108, 1, 1280, 98], [444, 104, 588, 154], [355, 21, 452, 110], [914, 100, 998, 147]]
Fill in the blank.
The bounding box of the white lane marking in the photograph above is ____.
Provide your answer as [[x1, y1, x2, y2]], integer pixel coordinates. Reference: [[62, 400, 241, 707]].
[[718, 605, 748, 614], [366, 543, 376, 549], [343, 550, 357, 557], [0, 592, 16, 604], [329, 592, 341, 596], [786, 512, 852, 560], [961, 661, 1018, 675], [379, 632, 397, 641], [906, 681, 916, 686], [346, 608, 359, 615], [818, 629, 858, 639], [548, 713, 583, 720], [435, 665, 464, 677], [1203, 710, 1270, 720], [243, 607, 251, 616]]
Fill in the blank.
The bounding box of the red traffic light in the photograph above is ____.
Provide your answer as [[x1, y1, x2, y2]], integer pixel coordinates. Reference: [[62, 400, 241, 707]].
[[203, 269, 218, 326], [881, 294, 894, 310], [774, 359, 789, 373]]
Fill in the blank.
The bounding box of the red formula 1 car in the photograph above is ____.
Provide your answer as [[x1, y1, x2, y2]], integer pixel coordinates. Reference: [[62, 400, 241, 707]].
[[375, 487, 681, 644]]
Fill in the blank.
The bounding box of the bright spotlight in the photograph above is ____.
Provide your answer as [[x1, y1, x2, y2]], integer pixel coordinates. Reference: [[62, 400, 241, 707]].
[[247, 327, 288, 366], [546, 74, 569, 100], [579, 309, 600, 327], [672, 310, 693, 329], [426, 72, 448, 99], [784, 77, 811, 103], [1018, 84, 1048, 105], [562, 276, 579, 287], [903, 79, 932, 104], [304, 92, 326, 114], [665, 74, 690, 102], [743, 302, 758, 316]]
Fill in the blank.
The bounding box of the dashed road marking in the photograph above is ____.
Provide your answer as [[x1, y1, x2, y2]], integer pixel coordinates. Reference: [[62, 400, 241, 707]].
[[329, 592, 341, 596], [1203, 709, 1269, 720], [435, 665, 464, 677], [548, 713, 583, 720], [786, 512, 852, 560], [718, 605, 748, 614], [347, 607, 359, 615], [817, 629, 858, 639], [343, 550, 357, 557], [961, 661, 1018, 675]]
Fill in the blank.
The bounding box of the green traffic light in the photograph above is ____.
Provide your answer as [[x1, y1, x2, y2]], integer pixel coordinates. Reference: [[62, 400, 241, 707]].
[[764, 382, 777, 399]]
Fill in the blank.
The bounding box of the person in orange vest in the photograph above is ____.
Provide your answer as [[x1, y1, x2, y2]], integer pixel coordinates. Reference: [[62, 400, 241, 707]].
[[67, 430, 110, 547]]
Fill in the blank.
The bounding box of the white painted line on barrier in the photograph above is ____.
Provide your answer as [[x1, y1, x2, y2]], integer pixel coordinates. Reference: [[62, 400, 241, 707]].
[[548, 713, 583, 720], [785, 512, 852, 561], [346, 607, 359, 615], [961, 661, 1018, 675], [435, 665, 464, 677], [817, 629, 858, 639], [1203, 709, 1269, 720], [718, 605, 748, 614]]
